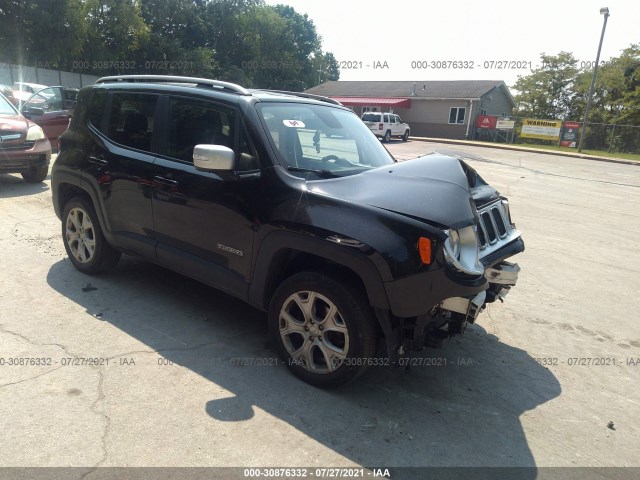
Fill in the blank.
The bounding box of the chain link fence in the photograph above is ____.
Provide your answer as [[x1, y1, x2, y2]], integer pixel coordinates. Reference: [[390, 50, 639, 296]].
[[473, 115, 640, 155], [576, 122, 640, 154]]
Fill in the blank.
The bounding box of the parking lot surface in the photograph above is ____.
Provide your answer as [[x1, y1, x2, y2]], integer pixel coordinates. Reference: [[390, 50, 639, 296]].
[[0, 141, 639, 475]]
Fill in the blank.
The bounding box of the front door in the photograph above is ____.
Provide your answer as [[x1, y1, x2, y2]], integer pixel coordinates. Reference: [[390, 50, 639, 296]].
[[22, 87, 71, 144], [151, 95, 261, 299]]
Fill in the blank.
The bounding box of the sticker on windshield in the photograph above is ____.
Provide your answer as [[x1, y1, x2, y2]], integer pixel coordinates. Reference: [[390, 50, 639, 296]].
[[283, 120, 305, 128]]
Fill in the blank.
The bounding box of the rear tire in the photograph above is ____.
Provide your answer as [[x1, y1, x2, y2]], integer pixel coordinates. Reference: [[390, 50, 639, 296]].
[[62, 196, 121, 273], [268, 271, 378, 388], [383, 130, 391, 143], [22, 165, 48, 183]]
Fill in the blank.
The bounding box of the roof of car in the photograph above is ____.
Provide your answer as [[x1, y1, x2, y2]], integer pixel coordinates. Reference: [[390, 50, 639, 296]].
[[94, 75, 345, 108], [15, 82, 48, 88]]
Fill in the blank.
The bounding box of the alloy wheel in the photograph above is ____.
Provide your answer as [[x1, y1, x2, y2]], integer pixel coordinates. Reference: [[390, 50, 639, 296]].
[[279, 291, 349, 374], [65, 207, 96, 263]]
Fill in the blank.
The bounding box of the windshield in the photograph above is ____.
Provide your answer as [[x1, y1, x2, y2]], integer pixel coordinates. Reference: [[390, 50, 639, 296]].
[[257, 103, 395, 177], [0, 94, 18, 115]]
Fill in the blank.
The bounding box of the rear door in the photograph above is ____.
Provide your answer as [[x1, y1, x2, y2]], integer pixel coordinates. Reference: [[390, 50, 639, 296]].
[[392, 115, 403, 136], [86, 90, 159, 258], [382, 114, 391, 136], [388, 114, 398, 136], [21, 87, 70, 144], [151, 95, 261, 299]]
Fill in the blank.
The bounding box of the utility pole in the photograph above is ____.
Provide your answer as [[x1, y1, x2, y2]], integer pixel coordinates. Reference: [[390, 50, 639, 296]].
[[578, 7, 610, 153]]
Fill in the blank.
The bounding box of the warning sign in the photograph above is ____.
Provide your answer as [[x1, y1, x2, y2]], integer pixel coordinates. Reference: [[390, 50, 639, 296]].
[[521, 118, 562, 140]]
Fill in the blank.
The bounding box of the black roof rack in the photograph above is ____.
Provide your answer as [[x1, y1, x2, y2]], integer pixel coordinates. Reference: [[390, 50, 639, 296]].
[[96, 75, 251, 95], [253, 89, 343, 106]]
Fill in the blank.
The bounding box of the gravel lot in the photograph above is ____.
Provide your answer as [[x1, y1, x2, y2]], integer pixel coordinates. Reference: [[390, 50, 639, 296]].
[[0, 141, 638, 478]]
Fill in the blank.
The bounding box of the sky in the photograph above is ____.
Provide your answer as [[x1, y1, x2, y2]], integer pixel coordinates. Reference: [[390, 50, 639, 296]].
[[265, 0, 639, 89]]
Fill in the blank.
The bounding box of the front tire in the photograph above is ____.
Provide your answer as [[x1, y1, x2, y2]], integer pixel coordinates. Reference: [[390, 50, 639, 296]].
[[62, 196, 121, 273], [402, 130, 409, 142], [22, 165, 48, 183], [268, 271, 378, 388]]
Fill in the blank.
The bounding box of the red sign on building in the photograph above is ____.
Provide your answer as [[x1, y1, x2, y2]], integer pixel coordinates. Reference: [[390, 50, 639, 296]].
[[475, 115, 498, 129]]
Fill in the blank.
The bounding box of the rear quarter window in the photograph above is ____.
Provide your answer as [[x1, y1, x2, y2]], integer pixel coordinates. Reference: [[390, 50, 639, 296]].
[[103, 92, 158, 153], [88, 91, 108, 130], [362, 113, 381, 122]]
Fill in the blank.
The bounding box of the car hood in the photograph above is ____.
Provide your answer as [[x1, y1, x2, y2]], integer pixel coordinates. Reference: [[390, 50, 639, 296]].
[[0, 114, 29, 133], [310, 154, 478, 229]]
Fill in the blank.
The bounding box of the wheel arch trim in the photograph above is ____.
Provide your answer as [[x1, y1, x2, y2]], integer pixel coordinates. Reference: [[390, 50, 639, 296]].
[[249, 231, 390, 312], [52, 170, 113, 241]]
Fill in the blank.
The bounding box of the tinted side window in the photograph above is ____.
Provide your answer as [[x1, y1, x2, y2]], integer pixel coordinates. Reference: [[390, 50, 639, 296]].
[[106, 93, 157, 152], [383, 114, 389, 123], [166, 97, 235, 163], [88, 91, 108, 129]]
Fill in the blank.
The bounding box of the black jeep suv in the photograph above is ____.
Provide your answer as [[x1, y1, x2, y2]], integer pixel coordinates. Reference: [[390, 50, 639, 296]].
[[52, 75, 524, 387]]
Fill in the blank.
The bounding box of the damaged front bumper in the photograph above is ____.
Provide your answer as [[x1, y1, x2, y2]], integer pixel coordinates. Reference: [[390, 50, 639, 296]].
[[378, 195, 524, 358], [485, 260, 521, 302], [440, 259, 521, 325]]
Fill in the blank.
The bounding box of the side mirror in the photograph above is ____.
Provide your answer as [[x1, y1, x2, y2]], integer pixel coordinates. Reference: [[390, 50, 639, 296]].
[[193, 144, 235, 172]]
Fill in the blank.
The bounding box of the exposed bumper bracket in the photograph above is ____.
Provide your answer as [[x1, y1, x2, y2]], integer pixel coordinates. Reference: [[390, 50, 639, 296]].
[[485, 261, 520, 285]]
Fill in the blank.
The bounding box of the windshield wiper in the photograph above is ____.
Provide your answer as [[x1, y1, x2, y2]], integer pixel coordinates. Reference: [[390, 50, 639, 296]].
[[287, 166, 339, 178]]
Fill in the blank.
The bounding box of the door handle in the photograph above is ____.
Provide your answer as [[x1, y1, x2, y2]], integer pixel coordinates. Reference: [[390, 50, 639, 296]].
[[88, 155, 107, 166], [154, 176, 179, 187]]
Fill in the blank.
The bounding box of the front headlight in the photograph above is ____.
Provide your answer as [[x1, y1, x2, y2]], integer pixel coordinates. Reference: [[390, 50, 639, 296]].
[[26, 125, 45, 141], [443, 226, 484, 276], [448, 229, 460, 259]]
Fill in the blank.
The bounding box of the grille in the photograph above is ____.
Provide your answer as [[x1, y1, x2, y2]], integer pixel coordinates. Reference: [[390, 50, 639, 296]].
[[478, 202, 509, 249], [0, 141, 34, 151], [0, 131, 28, 150]]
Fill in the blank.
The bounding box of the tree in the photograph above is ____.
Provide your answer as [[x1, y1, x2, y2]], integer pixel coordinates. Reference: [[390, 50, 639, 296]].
[[139, 0, 214, 75], [0, 0, 339, 90], [617, 45, 640, 126], [513, 52, 578, 120], [513, 46, 639, 151], [578, 45, 640, 151], [0, 0, 86, 68], [313, 51, 340, 85], [82, 0, 149, 73]]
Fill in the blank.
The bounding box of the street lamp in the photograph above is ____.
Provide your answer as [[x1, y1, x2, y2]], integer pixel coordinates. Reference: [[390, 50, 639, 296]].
[[578, 7, 610, 153]]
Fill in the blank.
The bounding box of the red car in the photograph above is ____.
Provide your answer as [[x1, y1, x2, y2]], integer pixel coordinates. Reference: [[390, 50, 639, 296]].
[[17, 86, 72, 148], [0, 92, 52, 183]]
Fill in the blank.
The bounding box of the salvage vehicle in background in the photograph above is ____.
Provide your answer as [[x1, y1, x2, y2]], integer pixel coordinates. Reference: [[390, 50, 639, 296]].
[[0, 92, 52, 182], [16, 86, 72, 148], [52, 75, 524, 387]]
